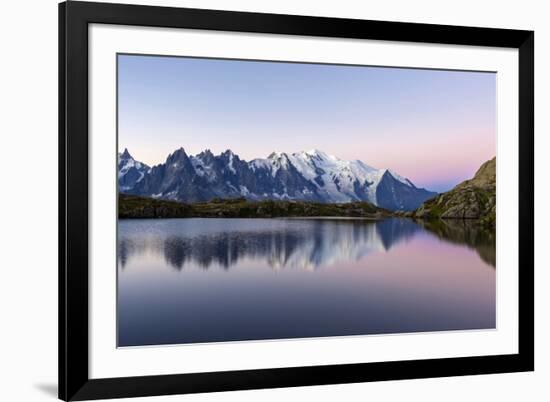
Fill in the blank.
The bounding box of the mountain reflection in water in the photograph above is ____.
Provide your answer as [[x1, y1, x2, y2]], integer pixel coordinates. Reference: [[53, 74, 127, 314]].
[[118, 218, 495, 271]]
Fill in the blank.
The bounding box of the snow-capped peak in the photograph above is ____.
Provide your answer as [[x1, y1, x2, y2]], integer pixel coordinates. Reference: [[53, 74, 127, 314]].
[[386, 169, 412, 186], [305, 148, 327, 157], [267, 152, 292, 176], [120, 148, 132, 160], [119, 146, 436, 210], [223, 150, 236, 173], [118, 149, 150, 191], [268, 151, 288, 159]]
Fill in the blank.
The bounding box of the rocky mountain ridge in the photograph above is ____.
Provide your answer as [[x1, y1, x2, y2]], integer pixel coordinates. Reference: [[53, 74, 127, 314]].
[[119, 147, 437, 211]]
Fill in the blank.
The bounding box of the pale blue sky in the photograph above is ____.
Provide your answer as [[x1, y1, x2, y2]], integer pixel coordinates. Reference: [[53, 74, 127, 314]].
[[118, 54, 496, 192]]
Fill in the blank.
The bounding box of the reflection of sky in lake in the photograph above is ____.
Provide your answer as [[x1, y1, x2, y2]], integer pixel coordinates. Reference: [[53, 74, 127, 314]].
[[117, 218, 495, 347]]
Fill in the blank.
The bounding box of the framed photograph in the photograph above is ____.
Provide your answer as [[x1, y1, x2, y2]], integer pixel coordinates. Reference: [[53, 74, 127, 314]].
[[59, 1, 534, 400]]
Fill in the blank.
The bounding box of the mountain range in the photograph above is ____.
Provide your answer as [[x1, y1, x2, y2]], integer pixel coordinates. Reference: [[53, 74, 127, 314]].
[[118, 148, 436, 211]]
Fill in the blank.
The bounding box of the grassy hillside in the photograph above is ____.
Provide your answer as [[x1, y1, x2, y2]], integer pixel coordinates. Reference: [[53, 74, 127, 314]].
[[412, 157, 496, 228], [119, 194, 391, 219]]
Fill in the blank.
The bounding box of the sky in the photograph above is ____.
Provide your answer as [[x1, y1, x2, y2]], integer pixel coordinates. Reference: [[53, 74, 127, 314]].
[[118, 54, 496, 193]]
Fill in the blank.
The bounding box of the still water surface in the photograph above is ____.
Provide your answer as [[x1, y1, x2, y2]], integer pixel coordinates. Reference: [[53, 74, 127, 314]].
[[118, 218, 495, 347]]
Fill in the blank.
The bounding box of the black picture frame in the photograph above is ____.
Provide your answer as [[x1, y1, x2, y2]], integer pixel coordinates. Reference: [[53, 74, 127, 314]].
[[59, 1, 534, 400]]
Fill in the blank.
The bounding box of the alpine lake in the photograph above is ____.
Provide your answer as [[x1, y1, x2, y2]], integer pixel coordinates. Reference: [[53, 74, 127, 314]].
[[117, 217, 495, 346]]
